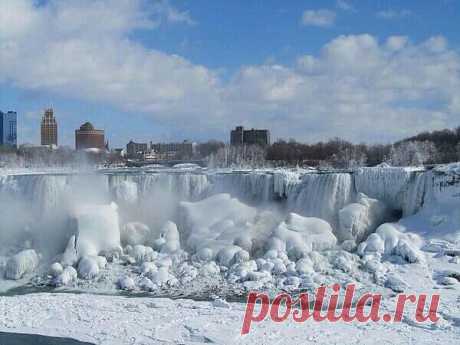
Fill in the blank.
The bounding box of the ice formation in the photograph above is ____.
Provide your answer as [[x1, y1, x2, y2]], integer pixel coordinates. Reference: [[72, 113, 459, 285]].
[[122, 222, 151, 246], [358, 223, 424, 263], [272, 213, 337, 256], [71, 202, 121, 258], [4, 249, 39, 280], [0, 163, 458, 297], [337, 193, 391, 243]]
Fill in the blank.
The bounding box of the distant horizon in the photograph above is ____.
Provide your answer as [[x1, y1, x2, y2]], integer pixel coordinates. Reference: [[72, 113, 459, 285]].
[[1, 0, 460, 147]]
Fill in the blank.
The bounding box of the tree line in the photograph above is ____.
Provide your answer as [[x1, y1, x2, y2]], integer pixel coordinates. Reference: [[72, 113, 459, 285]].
[[198, 126, 460, 168]]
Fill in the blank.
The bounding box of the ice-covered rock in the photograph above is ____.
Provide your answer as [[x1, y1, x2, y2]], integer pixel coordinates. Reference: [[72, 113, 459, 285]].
[[338, 193, 390, 243], [273, 213, 337, 256], [180, 194, 258, 253], [49, 262, 63, 277], [295, 257, 314, 275], [358, 223, 424, 263], [117, 276, 135, 290], [138, 277, 156, 291], [77, 256, 100, 280], [153, 222, 181, 254], [216, 246, 243, 267], [138, 262, 157, 274], [132, 245, 156, 263], [61, 235, 78, 267], [149, 267, 174, 286], [5, 249, 39, 280], [194, 247, 214, 262], [53, 266, 77, 286], [122, 222, 150, 246]]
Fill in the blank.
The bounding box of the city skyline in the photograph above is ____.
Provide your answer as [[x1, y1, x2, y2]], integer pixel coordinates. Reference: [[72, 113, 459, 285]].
[[1, 0, 460, 147]]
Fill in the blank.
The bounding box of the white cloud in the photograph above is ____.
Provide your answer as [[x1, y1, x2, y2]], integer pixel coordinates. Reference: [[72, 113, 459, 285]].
[[377, 9, 412, 19], [385, 36, 408, 51], [301, 9, 336, 27], [152, 0, 196, 26], [1, 1, 459, 143], [0, 0, 216, 130], [225, 35, 460, 142], [336, 0, 354, 11]]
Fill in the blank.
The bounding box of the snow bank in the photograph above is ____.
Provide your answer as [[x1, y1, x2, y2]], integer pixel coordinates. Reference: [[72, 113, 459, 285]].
[[338, 193, 390, 243], [4, 249, 39, 280]]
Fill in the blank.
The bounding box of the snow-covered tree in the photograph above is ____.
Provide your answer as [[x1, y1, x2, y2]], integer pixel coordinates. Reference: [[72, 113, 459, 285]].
[[207, 144, 267, 168], [388, 140, 438, 166], [330, 146, 368, 168]]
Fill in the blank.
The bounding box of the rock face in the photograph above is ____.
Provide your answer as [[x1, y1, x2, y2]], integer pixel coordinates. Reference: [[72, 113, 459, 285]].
[[5, 249, 39, 280], [338, 193, 391, 243]]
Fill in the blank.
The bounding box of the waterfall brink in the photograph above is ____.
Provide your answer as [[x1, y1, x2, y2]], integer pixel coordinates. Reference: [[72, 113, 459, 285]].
[[287, 173, 354, 227], [0, 167, 441, 224]]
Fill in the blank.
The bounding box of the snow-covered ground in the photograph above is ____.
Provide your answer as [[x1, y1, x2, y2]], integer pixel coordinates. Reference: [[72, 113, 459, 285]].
[[1, 287, 459, 345], [0, 164, 459, 344]]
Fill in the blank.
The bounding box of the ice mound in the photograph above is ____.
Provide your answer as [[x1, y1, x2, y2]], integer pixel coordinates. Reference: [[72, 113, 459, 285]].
[[156, 221, 181, 254], [358, 223, 424, 263], [338, 193, 390, 243], [117, 276, 135, 290], [272, 213, 337, 257], [130, 245, 157, 263], [77, 256, 106, 280], [4, 249, 39, 280], [71, 202, 121, 259], [49, 262, 63, 277], [61, 235, 78, 267], [122, 222, 151, 246], [180, 193, 258, 254], [52, 266, 77, 286]]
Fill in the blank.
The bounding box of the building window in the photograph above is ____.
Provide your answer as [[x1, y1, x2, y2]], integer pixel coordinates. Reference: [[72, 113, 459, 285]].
[[9, 121, 16, 140]]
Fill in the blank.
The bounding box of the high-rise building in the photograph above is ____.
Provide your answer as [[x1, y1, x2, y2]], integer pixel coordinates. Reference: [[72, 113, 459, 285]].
[[75, 122, 105, 150], [41, 108, 58, 146], [0, 110, 17, 148], [230, 126, 270, 146]]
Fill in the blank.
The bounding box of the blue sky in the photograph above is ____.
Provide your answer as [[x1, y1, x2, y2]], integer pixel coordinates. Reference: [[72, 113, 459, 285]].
[[1, 0, 460, 148]]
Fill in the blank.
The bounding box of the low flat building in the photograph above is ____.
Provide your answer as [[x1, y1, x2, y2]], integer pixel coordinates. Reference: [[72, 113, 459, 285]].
[[151, 140, 195, 159], [126, 140, 148, 159], [75, 122, 105, 150]]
